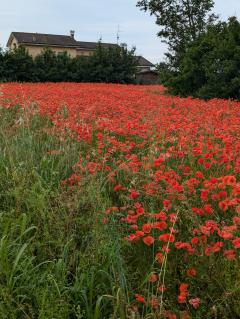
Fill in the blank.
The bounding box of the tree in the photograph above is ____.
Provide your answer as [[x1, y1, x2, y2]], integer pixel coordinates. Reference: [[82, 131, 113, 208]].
[[87, 43, 138, 84], [165, 17, 240, 100], [155, 62, 171, 84], [0, 47, 6, 82], [3, 46, 35, 82], [54, 52, 72, 82], [0, 44, 138, 84], [70, 56, 91, 82], [137, 0, 217, 67], [34, 48, 58, 82]]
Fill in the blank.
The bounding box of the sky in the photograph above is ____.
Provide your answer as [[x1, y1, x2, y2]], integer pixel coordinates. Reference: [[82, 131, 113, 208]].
[[0, 0, 240, 63]]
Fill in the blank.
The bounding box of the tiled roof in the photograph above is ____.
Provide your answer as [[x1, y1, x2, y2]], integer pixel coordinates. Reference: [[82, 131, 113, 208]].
[[9, 32, 77, 47], [137, 56, 154, 67], [8, 32, 118, 49]]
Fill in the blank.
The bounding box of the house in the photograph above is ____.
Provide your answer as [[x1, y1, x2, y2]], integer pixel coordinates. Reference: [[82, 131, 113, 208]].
[[136, 69, 159, 85], [135, 56, 158, 84], [7, 31, 157, 83], [7, 31, 118, 58], [136, 56, 154, 72]]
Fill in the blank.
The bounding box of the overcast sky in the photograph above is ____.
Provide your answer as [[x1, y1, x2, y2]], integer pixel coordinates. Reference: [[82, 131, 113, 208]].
[[1, 0, 240, 63]]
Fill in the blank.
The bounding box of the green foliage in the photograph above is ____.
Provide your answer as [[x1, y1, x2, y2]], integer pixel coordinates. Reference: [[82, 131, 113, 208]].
[[155, 62, 171, 84], [88, 43, 137, 83], [0, 106, 131, 318], [137, 0, 217, 66], [137, 1, 240, 100], [1, 46, 36, 82], [0, 47, 6, 82], [34, 48, 58, 82], [163, 17, 240, 99], [0, 44, 137, 84], [70, 56, 91, 82]]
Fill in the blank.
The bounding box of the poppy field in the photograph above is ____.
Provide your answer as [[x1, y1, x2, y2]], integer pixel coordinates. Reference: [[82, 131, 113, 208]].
[[0, 83, 239, 318]]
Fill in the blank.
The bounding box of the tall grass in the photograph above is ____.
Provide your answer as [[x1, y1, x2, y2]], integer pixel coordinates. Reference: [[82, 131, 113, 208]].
[[0, 105, 129, 318]]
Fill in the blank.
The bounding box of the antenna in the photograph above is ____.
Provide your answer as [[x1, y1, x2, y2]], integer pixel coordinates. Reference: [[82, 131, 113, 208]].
[[116, 24, 122, 44]]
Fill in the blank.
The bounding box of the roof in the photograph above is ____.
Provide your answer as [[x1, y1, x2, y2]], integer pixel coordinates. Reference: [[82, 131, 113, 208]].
[[8, 32, 77, 47], [76, 41, 118, 50], [137, 56, 154, 67], [7, 32, 118, 49]]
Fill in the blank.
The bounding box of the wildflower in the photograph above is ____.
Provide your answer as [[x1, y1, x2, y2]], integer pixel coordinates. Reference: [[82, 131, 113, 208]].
[[163, 200, 171, 210], [114, 184, 122, 191], [129, 190, 139, 200], [155, 211, 167, 220], [136, 207, 145, 215], [135, 231, 144, 237], [191, 237, 199, 245], [135, 294, 145, 303], [204, 204, 213, 215], [157, 284, 166, 293], [224, 175, 236, 186], [189, 297, 201, 309], [142, 223, 152, 233], [187, 268, 197, 277], [164, 310, 177, 319], [232, 237, 240, 249], [149, 273, 158, 283], [219, 201, 229, 211], [223, 250, 236, 260], [143, 236, 154, 246], [159, 233, 175, 243], [181, 311, 190, 319], [201, 190, 209, 201], [195, 171, 204, 179], [153, 221, 167, 231], [169, 213, 178, 223], [156, 252, 164, 264]]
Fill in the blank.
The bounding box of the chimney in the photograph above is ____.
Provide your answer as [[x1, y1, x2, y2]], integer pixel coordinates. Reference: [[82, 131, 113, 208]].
[[70, 30, 75, 39]]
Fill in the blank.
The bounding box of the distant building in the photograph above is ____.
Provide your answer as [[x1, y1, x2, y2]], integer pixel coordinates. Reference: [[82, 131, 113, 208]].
[[7, 31, 157, 83], [136, 70, 158, 85], [135, 56, 158, 84], [136, 56, 154, 72], [7, 31, 118, 58]]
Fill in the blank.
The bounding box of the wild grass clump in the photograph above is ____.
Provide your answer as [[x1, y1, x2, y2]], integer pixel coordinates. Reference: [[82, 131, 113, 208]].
[[0, 105, 129, 318]]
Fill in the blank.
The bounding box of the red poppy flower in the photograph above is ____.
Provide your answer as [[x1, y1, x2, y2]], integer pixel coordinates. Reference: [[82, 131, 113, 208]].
[[159, 233, 175, 243], [142, 223, 152, 233], [189, 297, 201, 309], [187, 268, 197, 277], [129, 190, 139, 200], [149, 273, 158, 283], [143, 236, 154, 246], [232, 237, 240, 249], [135, 294, 145, 303]]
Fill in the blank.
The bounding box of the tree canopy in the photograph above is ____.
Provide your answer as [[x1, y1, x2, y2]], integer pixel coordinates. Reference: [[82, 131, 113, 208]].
[[0, 44, 138, 84], [163, 17, 240, 100], [137, 0, 217, 66]]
